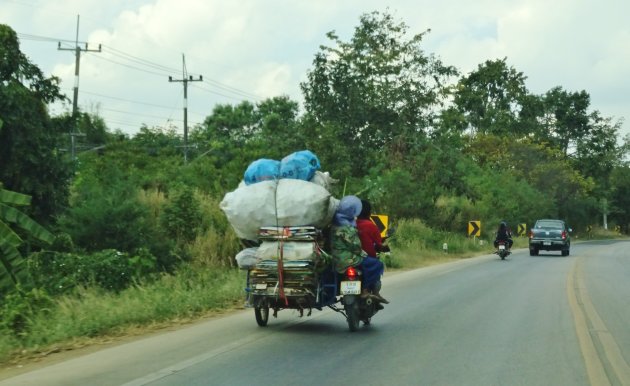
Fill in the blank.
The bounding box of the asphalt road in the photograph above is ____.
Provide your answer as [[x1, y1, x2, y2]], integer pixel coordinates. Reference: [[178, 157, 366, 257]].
[[2, 240, 630, 386]]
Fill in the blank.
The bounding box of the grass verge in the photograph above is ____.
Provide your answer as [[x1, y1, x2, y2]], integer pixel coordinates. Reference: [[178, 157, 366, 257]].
[[0, 267, 246, 366]]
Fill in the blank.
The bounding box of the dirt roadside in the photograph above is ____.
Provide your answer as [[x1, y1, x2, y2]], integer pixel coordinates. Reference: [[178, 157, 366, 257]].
[[0, 306, 245, 381]]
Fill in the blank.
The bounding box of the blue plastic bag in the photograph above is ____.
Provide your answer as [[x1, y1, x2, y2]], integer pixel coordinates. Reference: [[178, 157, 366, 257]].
[[244, 159, 280, 185], [280, 150, 321, 181]]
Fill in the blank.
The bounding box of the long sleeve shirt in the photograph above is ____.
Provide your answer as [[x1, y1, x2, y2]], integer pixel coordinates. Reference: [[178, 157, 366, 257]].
[[356, 218, 383, 257]]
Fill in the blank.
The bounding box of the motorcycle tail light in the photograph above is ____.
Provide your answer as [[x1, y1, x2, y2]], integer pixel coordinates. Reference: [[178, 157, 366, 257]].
[[346, 267, 358, 281]]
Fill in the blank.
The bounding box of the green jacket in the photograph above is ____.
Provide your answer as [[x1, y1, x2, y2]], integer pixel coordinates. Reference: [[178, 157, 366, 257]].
[[331, 225, 365, 273]]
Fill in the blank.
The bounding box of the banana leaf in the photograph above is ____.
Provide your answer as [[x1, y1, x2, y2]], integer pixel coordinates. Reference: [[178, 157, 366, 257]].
[[0, 187, 54, 294]]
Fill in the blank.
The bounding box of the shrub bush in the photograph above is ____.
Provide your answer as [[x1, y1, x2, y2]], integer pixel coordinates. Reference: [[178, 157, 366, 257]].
[[27, 249, 159, 295], [0, 288, 53, 336]]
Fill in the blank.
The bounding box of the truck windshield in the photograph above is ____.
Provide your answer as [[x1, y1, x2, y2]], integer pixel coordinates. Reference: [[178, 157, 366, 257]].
[[536, 221, 563, 230]]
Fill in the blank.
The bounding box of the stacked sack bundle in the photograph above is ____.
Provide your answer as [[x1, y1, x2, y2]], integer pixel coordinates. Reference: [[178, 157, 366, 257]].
[[222, 150, 338, 270], [247, 226, 331, 297]]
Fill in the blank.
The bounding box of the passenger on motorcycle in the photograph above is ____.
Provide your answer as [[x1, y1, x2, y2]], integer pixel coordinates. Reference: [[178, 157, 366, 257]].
[[493, 221, 514, 250], [356, 199, 388, 304], [331, 195, 364, 272], [330, 196, 388, 305]]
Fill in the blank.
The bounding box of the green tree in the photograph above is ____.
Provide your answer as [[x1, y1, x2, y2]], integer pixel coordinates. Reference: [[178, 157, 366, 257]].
[[160, 186, 202, 244], [300, 11, 457, 174], [452, 58, 530, 137], [255, 96, 305, 156], [58, 165, 172, 264], [195, 101, 257, 145], [539, 86, 591, 156], [0, 24, 71, 224], [609, 165, 630, 231], [0, 184, 54, 294], [507, 140, 594, 225], [573, 111, 622, 194]]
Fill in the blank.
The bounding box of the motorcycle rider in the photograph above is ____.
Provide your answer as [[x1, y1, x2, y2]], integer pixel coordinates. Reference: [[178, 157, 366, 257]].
[[330, 195, 364, 272], [330, 196, 388, 305], [493, 221, 513, 250], [355, 199, 388, 304]]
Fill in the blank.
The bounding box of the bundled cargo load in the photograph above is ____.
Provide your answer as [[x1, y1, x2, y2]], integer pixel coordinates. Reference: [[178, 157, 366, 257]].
[[220, 179, 338, 241], [225, 150, 342, 313]]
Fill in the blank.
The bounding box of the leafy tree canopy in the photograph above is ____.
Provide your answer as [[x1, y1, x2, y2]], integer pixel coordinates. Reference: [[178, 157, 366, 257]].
[[300, 11, 458, 174], [0, 24, 71, 224]]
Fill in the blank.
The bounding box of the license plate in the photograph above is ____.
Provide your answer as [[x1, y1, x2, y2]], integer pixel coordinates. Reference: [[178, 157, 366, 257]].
[[255, 284, 267, 290], [543, 241, 551, 246], [340, 281, 361, 295], [499, 245, 505, 250]]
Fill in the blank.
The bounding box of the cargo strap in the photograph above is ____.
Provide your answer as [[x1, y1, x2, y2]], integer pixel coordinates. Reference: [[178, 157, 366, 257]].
[[277, 227, 289, 306]]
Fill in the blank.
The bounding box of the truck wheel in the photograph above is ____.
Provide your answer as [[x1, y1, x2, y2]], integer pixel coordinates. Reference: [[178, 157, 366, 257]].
[[255, 306, 269, 327], [345, 302, 360, 332], [529, 248, 538, 256]]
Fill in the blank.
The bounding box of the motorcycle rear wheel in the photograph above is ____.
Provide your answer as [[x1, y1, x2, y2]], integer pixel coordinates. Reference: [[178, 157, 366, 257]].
[[255, 306, 269, 327], [345, 302, 360, 332]]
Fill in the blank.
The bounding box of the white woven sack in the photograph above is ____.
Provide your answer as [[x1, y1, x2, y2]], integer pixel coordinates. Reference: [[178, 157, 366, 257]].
[[256, 241, 318, 261], [220, 179, 338, 240], [309, 171, 338, 191], [235, 247, 259, 269]]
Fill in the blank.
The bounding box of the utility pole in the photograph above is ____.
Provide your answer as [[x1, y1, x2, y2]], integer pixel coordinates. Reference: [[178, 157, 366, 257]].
[[57, 15, 101, 162], [169, 54, 202, 163]]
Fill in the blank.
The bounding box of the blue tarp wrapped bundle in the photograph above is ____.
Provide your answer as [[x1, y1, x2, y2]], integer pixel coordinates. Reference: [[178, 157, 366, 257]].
[[280, 150, 321, 181], [243, 150, 321, 185], [243, 159, 280, 185]]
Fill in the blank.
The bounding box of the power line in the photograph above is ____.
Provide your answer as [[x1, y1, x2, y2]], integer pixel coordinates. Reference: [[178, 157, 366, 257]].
[[102, 44, 181, 74], [86, 53, 171, 78], [203, 79, 262, 100], [69, 88, 206, 119], [78, 89, 180, 110], [20, 32, 265, 101], [190, 83, 248, 102], [18, 32, 81, 45]]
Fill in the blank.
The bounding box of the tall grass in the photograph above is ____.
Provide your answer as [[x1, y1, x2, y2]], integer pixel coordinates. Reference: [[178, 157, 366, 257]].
[[0, 267, 246, 364]]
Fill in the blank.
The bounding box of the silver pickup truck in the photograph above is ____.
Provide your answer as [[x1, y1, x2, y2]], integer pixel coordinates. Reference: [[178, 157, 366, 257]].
[[529, 219, 571, 256]]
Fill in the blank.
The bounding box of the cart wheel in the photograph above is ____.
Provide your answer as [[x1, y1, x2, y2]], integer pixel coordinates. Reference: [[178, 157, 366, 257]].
[[255, 306, 269, 327], [345, 302, 360, 332]]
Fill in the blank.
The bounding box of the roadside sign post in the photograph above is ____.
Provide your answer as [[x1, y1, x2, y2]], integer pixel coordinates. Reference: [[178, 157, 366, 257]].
[[370, 214, 389, 238], [468, 221, 481, 239]]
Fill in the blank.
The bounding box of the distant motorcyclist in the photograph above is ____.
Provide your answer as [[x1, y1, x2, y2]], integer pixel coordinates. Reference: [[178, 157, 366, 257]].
[[494, 221, 513, 250]]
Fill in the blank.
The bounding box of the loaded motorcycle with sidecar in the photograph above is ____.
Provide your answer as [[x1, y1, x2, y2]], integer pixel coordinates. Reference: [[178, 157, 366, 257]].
[[221, 151, 383, 332], [242, 226, 381, 332]]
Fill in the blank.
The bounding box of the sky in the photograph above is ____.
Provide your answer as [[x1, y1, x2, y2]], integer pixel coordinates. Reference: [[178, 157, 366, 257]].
[[2, 0, 629, 139]]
